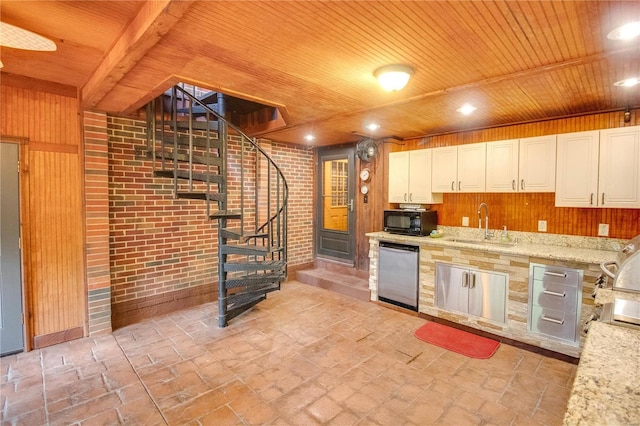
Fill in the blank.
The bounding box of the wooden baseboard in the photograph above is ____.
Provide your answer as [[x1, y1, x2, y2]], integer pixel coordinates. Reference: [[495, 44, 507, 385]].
[[33, 326, 84, 349], [112, 284, 218, 330]]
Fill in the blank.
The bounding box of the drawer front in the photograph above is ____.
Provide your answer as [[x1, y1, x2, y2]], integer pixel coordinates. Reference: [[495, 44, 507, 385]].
[[532, 280, 578, 311], [531, 265, 580, 287], [530, 306, 578, 342]]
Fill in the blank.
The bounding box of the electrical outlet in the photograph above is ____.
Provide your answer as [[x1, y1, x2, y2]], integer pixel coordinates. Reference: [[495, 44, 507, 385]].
[[538, 220, 547, 232], [598, 223, 609, 237], [462, 216, 469, 227]]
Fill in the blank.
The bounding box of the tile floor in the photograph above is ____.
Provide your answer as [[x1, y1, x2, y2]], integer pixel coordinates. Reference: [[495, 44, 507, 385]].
[[1, 281, 577, 425]]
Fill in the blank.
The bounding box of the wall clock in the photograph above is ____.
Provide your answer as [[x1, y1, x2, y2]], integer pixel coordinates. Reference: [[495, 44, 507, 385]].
[[360, 184, 369, 195], [359, 168, 371, 182]]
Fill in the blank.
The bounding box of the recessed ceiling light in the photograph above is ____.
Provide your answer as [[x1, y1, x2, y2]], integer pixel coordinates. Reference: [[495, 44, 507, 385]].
[[365, 123, 380, 131], [613, 77, 639, 87], [607, 21, 640, 41], [456, 104, 477, 115], [304, 134, 315, 142], [0, 21, 56, 51]]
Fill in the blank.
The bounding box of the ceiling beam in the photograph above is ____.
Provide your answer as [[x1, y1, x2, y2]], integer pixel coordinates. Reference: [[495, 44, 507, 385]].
[[80, 0, 193, 109]]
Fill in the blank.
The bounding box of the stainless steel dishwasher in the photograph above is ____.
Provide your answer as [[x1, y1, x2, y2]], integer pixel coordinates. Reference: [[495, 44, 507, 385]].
[[378, 241, 419, 311]]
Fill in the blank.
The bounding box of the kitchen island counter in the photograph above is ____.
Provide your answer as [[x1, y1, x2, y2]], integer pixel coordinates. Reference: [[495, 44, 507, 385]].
[[563, 320, 640, 425]]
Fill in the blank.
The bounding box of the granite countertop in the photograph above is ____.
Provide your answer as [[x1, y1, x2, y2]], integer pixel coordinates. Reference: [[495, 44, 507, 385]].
[[563, 321, 640, 425], [366, 230, 619, 265]]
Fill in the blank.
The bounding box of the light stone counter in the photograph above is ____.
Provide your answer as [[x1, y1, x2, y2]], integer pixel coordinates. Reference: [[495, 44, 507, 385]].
[[595, 288, 640, 305], [564, 321, 640, 425], [366, 229, 619, 265]]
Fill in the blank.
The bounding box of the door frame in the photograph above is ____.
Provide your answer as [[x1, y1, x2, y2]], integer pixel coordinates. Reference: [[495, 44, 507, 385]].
[[1, 138, 28, 354], [315, 146, 356, 264]]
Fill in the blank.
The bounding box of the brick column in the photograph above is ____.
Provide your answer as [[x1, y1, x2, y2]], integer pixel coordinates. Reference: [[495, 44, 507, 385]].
[[83, 111, 112, 334]]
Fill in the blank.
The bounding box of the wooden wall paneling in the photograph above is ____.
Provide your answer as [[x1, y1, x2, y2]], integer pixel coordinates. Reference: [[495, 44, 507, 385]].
[[1, 84, 87, 349], [26, 149, 86, 345]]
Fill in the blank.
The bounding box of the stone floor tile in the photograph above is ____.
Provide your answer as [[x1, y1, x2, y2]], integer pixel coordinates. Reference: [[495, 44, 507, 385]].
[[0, 281, 579, 426]]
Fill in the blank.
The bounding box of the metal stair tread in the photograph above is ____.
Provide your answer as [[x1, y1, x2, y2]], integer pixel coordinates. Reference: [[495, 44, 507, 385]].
[[222, 243, 284, 255], [152, 150, 221, 166], [176, 192, 225, 201], [154, 169, 223, 183], [220, 228, 269, 241], [210, 210, 242, 219]]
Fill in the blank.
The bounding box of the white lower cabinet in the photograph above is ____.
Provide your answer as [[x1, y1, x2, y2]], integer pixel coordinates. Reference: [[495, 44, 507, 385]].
[[527, 263, 582, 344], [435, 262, 508, 323]]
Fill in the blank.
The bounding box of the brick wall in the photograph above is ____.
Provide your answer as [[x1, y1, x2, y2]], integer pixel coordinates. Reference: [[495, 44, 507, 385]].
[[83, 111, 112, 335], [107, 116, 314, 328], [265, 141, 314, 267]]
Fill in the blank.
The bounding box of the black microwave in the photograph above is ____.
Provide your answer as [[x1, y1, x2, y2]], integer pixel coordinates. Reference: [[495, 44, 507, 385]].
[[384, 210, 438, 236]]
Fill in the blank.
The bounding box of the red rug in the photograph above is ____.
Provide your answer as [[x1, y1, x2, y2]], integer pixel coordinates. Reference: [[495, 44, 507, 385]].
[[414, 322, 500, 359]]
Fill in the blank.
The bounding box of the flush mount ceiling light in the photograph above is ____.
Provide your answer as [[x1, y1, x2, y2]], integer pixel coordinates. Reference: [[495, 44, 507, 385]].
[[304, 134, 315, 142], [365, 123, 380, 131], [613, 77, 639, 87], [456, 103, 477, 115], [0, 21, 57, 51], [374, 64, 414, 92], [607, 21, 640, 41]]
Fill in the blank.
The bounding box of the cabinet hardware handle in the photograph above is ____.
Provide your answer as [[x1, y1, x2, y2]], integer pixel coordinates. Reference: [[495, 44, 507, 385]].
[[541, 315, 564, 325], [543, 289, 566, 298], [590, 193, 594, 205], [601, 192, 605, 205], [451, 181, 455, 191], [404, 193, 407, 201], [520, 179, 525, 190], [409, 193, 412, 202], [512, 179, 516, 191], [469, 273, 476, 289], [458, 181, 461, 191], [543, 271, 567, 278], [462, 271, 469, 287]]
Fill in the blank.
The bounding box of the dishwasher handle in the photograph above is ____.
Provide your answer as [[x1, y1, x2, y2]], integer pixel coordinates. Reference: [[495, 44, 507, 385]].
[[379, 241, 419, 252]]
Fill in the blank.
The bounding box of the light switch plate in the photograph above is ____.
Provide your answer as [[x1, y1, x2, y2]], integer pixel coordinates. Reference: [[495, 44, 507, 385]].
[[538, 220, 547, 232], [462, 216, 469, 227], [598, 223, 609, 237]]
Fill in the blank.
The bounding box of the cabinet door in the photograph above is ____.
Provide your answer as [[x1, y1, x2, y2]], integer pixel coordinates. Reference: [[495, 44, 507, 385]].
[[409, 149, 442, 204], [435, 263, 469, 314], [431, 146, 458, 192], [486, 139, 519, 192], [519, 135, 556, 192], [468, 270, 507, 323], [388, 151, 410, 203], [599, 126, 640, 208], [555, 131, 600, 207], [457, 143, 486, 192]]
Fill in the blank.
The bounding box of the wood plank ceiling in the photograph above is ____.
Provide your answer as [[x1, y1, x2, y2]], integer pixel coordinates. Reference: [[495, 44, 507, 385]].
[[1, 0, 638, 146]]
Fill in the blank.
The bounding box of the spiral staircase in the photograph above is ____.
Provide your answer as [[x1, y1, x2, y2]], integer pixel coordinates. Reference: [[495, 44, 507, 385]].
[[145, 85, 288, 327]]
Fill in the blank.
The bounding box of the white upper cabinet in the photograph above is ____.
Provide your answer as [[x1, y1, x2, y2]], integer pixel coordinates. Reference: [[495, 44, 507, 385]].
[[486, 139, 519, 192], [486, 136, 556, 193], [519, 135, 557, 192], [431, 146, 458, 192], [432, 143, 486, 193], [555, 131, 600, 207], [556, 126, 640, 208], [598, 126, 640, 208], [388, 149, 442, 204]]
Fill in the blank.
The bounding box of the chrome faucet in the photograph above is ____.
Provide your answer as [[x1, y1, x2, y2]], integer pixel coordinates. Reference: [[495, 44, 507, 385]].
[[478, 202, 493, 239]]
